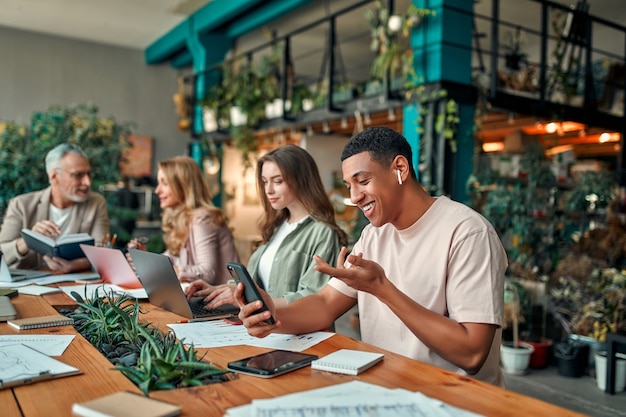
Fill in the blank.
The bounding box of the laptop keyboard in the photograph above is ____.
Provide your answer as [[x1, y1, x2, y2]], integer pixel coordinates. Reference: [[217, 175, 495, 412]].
[[188, 297, 237, 316]]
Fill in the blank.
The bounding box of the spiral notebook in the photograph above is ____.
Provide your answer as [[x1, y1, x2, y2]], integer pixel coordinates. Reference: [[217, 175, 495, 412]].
[[8, 314, 74, 330], [311, 349, 384, 375]]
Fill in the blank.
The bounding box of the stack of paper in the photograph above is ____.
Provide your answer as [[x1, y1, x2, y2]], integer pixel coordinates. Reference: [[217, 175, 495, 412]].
[[224, 380, 483, 417]]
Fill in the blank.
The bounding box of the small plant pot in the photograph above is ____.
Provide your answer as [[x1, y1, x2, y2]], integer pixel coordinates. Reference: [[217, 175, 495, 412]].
[[523, 338, 553, 369], [500, 342, 534, 375], [594, 352, 626, 392], [554, 341, 589, 378], [202, 108, 218, 132], [569, 334, 605, 372]]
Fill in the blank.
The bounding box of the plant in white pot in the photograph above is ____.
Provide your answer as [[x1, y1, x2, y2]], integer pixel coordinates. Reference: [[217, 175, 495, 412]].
[[500, 279, 535, 375]]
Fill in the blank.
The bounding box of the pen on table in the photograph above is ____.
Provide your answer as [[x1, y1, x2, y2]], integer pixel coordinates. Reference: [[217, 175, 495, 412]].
[[178, 317, 216, 323]]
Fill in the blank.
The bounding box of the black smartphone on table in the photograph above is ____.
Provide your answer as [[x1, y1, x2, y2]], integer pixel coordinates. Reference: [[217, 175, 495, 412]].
[[227, 349, 318, 378], [226, 262, 275, 324]]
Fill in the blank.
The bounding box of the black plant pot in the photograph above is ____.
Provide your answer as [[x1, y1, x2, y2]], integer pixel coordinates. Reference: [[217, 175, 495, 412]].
[[554, 341, 589, 378], [505, 54, 523, 71]]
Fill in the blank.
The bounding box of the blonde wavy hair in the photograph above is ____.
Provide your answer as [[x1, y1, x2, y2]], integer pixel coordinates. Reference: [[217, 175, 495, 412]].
[[158, 156, 227, 256]]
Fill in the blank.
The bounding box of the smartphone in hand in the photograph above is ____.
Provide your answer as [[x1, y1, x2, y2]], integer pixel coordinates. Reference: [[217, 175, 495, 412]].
[[226, 262, 275, 324]]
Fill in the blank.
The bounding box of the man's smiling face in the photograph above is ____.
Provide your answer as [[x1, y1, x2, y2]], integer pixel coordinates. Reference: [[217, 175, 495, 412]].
[[341, 151, 401, 228]]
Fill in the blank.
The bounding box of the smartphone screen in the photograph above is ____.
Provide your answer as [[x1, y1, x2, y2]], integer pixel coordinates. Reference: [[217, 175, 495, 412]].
[[227, 350, 318, 378]]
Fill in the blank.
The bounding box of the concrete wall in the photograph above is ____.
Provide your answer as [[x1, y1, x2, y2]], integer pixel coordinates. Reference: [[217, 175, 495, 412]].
[[0, 25, 190, 173]]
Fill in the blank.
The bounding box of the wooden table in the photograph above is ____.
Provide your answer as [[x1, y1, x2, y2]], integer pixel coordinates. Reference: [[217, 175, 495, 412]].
[[1, 291, 587, 417]]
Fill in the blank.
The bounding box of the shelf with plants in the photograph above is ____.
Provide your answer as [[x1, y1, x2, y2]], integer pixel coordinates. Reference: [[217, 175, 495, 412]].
[[469, 136, 622, 360]]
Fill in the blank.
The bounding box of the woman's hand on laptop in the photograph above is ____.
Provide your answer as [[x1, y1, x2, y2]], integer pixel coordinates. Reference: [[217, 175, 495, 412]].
[[184, 279, 213, 299], [234, 283, 279, 338], [202, 286, 236, 310], [184, 280, 235, 309]]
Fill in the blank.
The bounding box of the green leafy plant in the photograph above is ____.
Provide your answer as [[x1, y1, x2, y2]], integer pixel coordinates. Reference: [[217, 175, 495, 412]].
[[201, 44, 283, 169], [0, 103, 132, 213], [364, 0, 435, 80], [501, 27, 528, 71], [116, 326, 230, 395], [548, 10, 580, 102], [66, 286, 230, 395], [69, 287, 159, 365], [567, 171, 616, 213]]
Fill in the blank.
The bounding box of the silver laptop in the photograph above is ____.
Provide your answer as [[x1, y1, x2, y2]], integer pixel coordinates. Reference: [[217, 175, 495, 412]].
[[127, 248, 239, 320], [0, 251, 51, 282]]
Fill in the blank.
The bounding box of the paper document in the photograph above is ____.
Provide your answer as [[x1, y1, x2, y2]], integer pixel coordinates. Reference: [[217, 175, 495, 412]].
[[18, 285, 63, 296], [0, 272, 100, 288], [60, 283, 123, 300], [0, 335, 75, 356], [0, 343, 81, 389], [168, 321, 333, 351], [225, 380, 484, 417]]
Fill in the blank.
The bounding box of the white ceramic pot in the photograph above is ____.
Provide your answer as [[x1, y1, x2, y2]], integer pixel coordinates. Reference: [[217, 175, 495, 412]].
[[594, 352, 626, 392], [229, 106, 247, 126], [500, 342, 535, 375], [202, 108, 217, 132]]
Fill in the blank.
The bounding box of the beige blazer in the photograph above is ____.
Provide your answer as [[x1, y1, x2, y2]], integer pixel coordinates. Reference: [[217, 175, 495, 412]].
[[0, 187, 110, 269]]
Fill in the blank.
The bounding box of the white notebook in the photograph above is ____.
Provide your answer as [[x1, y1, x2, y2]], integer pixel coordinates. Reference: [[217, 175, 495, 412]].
[[311, 349, 384, 375]]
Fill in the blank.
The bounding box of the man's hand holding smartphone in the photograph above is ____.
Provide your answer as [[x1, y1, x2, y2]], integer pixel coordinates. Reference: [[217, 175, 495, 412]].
[[233, 281, 279, 338]]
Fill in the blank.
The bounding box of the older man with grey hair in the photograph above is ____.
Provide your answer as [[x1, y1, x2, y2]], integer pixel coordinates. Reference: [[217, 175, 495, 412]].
[[0, 143, 109, 273]]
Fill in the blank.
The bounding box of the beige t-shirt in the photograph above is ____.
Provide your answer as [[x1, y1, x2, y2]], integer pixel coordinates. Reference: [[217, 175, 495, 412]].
[[329, 196, 507, 386]]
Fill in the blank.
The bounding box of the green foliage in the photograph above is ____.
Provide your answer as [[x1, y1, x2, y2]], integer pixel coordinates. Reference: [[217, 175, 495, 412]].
[[364, 0, 435, 80], [67, 286, 230, 395], [70, 287, 156, 361], [566, 171, 616, 213], [549, 10, 580, 101], [200, 44, 283, 168], [117, 328, 229, 395], [0, 103, 132, 212]]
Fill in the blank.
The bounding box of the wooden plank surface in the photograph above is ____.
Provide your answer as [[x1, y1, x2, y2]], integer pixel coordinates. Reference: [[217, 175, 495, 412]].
[[1, 292, 588, 417], [0, 388, 22, 417]]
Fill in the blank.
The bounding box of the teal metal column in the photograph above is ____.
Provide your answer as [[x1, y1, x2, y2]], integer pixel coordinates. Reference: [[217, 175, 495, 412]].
[[186, 19, 231, 135], [186, 19, 231, 207], [407, 0, 475, 202]]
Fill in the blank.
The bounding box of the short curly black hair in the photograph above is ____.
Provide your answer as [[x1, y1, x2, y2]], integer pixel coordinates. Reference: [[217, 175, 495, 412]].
[[341, 126, 417, 180]]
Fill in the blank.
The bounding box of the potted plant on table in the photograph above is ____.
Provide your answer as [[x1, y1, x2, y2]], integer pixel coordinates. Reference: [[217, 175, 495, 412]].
[[63, 287, 232, 395]]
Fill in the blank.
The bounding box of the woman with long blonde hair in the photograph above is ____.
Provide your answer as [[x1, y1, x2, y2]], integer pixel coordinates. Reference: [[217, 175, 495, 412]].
[[132, 156, 239, 284]]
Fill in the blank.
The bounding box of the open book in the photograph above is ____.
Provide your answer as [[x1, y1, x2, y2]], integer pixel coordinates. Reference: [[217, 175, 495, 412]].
[[21, 229, 94, 260]]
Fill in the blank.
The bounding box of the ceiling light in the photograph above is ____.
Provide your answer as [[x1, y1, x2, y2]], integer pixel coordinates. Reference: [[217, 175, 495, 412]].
[[545, 122, 557, 133], [545, 144, 574, 156], [599, 132, 611, 143], [482, 142, 504, 152]]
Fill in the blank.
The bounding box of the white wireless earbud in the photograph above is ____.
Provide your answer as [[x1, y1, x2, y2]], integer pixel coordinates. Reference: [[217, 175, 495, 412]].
[[397, 169, 403, 185]]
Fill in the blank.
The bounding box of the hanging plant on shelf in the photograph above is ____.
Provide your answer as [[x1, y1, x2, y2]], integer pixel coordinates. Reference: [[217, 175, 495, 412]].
[[501, 27, 528, 71], [364, 0, 435, 81]]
